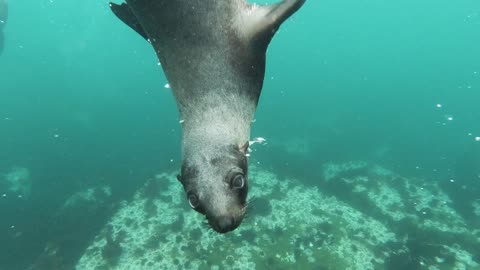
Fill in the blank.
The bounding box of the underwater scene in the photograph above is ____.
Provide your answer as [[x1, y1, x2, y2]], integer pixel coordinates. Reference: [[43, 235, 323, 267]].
[[1, 0, 479, 269]]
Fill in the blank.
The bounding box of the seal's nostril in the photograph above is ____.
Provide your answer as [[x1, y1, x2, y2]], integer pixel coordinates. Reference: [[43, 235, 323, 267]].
[[217, 216, 235, 232]]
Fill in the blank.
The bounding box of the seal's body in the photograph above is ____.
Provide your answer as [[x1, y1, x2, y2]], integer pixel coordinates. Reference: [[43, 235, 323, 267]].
[[110, 0, 305, 233], [0, 0, 8, 55]]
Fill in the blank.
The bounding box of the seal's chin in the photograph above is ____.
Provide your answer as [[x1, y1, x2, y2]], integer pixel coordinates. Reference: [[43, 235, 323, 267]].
[[208, 215, 243, 234]]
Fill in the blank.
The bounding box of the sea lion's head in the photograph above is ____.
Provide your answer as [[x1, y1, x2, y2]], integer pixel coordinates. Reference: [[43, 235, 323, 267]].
[[178, 142, 249, 233]]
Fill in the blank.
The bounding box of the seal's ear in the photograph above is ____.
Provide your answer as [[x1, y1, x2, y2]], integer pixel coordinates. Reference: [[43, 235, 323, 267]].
[[239, 141, 249, 155]]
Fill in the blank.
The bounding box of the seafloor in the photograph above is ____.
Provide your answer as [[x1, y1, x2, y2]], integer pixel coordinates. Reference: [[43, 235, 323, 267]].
[[61, 161, 480, 270]]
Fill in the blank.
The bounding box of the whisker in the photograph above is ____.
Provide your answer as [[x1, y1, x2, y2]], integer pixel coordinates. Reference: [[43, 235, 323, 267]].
[[200, 218, 211, 231], [247, 195, 257, 205], [246, 198, 256, 211], [244, 196, 256, 211], [240, 198, 254, 224]]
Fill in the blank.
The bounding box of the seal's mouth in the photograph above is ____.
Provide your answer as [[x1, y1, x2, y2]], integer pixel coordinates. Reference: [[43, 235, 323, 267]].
[[207, 206, 246, 233], [208, 215, 240, 233]]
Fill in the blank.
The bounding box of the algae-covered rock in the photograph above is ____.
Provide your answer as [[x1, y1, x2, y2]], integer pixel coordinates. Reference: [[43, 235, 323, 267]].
[[75, 163, 479, 270]]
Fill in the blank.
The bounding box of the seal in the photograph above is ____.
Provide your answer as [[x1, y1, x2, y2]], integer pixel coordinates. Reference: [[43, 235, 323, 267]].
[[0, 0, 7, 55], [110, 0, 305, 233]]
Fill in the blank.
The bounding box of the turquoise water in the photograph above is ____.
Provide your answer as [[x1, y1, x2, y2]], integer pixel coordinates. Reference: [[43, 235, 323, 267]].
[[0, 0, 479, 269]]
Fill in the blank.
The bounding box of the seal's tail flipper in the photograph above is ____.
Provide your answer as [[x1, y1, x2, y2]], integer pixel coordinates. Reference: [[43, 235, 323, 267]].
[[242, 0, 306, 49], [109, 2, 149, 41]]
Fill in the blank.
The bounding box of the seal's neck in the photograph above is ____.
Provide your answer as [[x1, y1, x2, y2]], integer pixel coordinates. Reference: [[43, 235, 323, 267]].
[[180, 92, 255, 155]]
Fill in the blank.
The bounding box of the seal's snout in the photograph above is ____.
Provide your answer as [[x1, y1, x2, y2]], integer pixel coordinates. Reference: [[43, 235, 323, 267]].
[[209, 215, 239, 233], [217, 216, 236, 233]]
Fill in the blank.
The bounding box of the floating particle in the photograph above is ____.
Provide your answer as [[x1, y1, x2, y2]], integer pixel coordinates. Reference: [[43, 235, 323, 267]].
[[475, 137, 480, 142], [53, 134, 60, 138], [436, 104, 442, 108], [450, 179, 455, 183], [256, 137, 266, 143], [251, 137, 266, 144], [2, 194, 6, 197], [179, 119, 185, 124], [164, 83, 171, 89]]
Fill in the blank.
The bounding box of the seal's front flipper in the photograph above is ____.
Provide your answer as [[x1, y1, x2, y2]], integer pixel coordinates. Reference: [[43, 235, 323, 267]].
[[241, 0, 306, 50], [109, 2, 149, 41]]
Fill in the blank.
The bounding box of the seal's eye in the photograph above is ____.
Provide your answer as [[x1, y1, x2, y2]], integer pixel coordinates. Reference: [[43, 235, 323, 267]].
[[231, 174, 245, 189], [188, 193, 200, 209]]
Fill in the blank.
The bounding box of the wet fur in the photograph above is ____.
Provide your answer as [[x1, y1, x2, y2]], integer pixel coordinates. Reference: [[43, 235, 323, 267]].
[[110, 0, 305, 232]]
